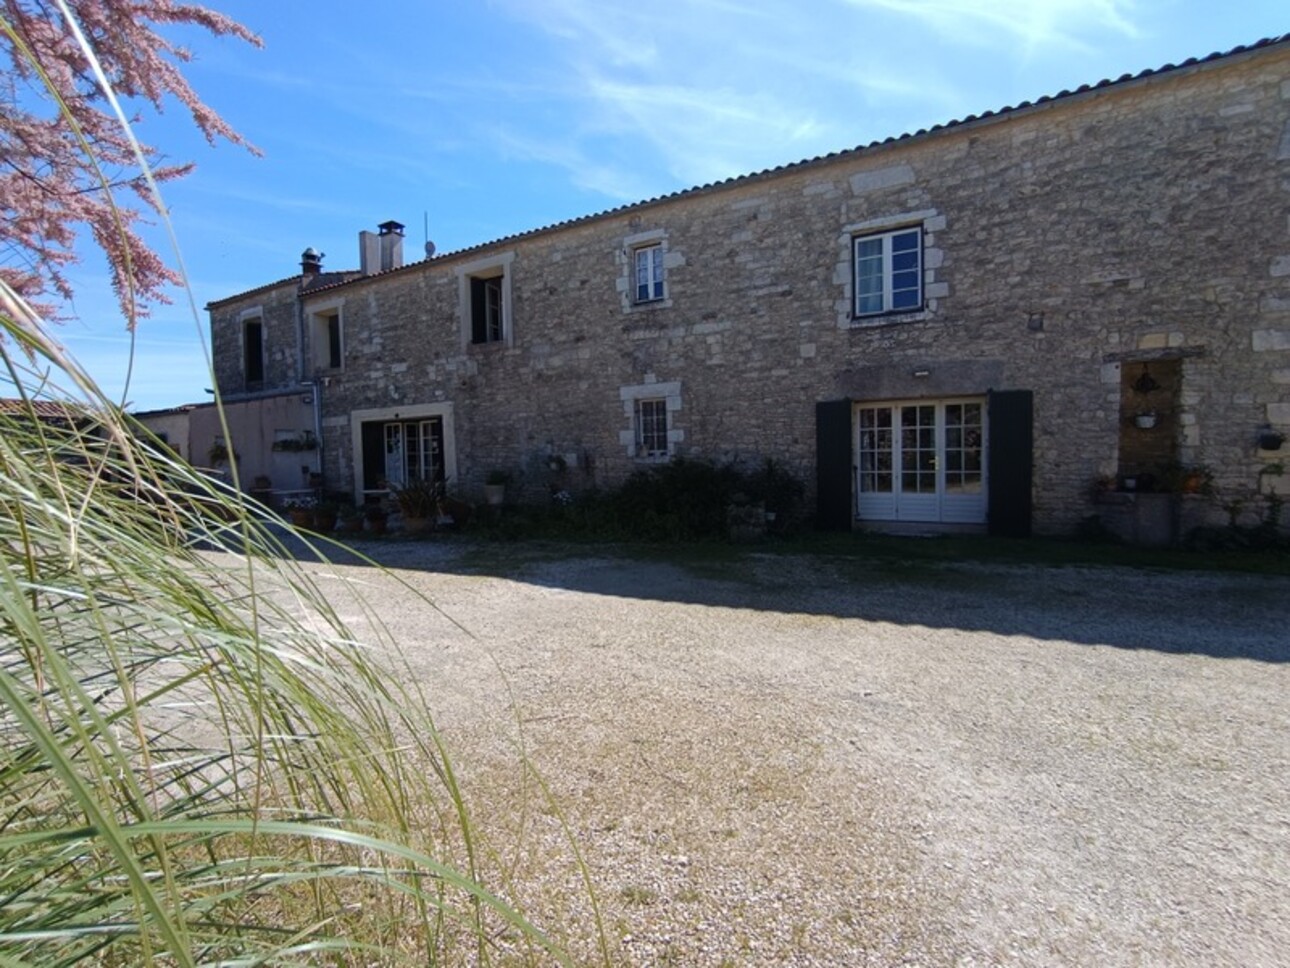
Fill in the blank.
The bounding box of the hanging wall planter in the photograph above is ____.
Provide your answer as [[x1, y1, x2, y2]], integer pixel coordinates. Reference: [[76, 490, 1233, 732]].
[[1134, 412, 1157, 430], [1258, 429, 1284, 451]]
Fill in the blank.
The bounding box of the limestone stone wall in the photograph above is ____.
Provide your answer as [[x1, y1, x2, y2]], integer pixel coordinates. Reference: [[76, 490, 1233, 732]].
[[211, 43, 1290, 533], [210, 280, 299, 394]]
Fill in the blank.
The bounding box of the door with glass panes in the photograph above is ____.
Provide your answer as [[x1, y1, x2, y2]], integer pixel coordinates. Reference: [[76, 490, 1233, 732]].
[[854, 399, 986, 524], [381, 419, 444, 487]]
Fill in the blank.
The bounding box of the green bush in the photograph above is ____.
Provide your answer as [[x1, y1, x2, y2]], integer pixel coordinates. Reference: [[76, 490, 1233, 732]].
[[471, 457, 808, 544], [611, 458, 743, 540]]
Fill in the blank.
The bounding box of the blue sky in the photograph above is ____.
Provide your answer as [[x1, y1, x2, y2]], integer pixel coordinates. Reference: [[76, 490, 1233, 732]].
[[52, 0, 1288, 411]]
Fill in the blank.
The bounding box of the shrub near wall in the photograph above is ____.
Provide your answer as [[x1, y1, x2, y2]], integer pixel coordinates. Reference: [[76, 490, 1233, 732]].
[[571, 458, 807, 542]]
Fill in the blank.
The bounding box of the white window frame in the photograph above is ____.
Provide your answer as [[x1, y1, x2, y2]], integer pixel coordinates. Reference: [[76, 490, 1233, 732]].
[[619, 379, 683, 459], [306, 297, 345, 373], [456, 251, 515, 348], [853, 226, 923, 318], [634, 398, 669, 458], [349, 402, 457, 506], [619, 229, 675, 313], [633, 243, 665, 304]]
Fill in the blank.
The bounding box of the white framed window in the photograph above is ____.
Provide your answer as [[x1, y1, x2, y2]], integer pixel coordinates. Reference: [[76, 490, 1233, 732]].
[[619, 229, 676, 313], [619, 379, 682, 459], [853, 226, 923, 317], [635, 398, 669, 457], [634, 244, 665, 303], [307, 300, 344, 372], [456, 252, 515, 348]]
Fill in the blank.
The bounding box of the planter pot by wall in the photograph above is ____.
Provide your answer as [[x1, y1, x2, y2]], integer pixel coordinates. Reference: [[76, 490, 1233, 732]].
[[1095, 491, 1178, 547], [1134, 413, 1157, 429]]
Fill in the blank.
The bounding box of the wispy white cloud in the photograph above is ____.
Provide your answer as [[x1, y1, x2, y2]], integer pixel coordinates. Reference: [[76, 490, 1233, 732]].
[[487, 128, 656, 202], [580, 76, 831, 185], [485, 0, 1084, 196], [842, 0, 1140, 56], [483, 0, 879, 190]]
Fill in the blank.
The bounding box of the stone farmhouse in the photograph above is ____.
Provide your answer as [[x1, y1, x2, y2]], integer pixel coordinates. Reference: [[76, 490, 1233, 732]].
[[202, 35, 1290, 541]]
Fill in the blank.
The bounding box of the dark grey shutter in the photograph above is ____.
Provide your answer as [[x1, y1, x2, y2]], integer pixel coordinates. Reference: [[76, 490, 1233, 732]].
[[987, 389, 1033, 537], [361, 422, 385, 494], [243, 320, 263, 386], [328, 315, 342, 368], [815, 399, 853, 531], [470, 277, 487, 343]]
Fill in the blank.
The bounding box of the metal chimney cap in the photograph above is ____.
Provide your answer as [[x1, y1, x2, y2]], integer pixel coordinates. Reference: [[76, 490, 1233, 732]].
[[377, 220, 405, 236], [301, 247, 323, 261]]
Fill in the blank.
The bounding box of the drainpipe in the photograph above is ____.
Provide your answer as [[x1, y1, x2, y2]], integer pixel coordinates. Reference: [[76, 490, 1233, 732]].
[[301, 379, 323, 480], [295, 298, 306, 385]]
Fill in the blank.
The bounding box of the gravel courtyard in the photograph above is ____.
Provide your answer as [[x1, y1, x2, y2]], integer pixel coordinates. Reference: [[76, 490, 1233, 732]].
[[306, 541, 1288, 966]]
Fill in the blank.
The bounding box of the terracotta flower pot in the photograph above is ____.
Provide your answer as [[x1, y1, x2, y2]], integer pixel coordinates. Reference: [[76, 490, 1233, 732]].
[[402, 515, 433, 534]]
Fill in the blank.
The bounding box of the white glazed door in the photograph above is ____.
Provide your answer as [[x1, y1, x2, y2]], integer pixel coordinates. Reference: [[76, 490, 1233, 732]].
[[855, 399, 986, 524]]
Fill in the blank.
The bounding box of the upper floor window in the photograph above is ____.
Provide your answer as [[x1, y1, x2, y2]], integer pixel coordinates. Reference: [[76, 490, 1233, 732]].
[[470, 273, 504, 343], [854, 226, 922, 317], [243, 317, 264, 389], [310, 309, 343, 371], [620, 229, 674, 313], [634, 243, 665, 304], [457, 252, 514, 348]]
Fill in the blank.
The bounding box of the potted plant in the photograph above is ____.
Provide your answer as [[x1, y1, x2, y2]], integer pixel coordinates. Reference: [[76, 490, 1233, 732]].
[[313, 500, 339, 532], [1160, 462, 1214, 496], [546, 453, 568, 473], [363, 502, 389, 534], [282, 496, 316, 529], [1180, 465, 1214, 496], [336, 504, 364, 534], [1089, 474, 1118, 501], [1134, 411, 1157, 430], [207, 440, 231, 465], [483, 469, 511, 506], [1259, 428, 1284, 451], [388, 479, 441, 534]]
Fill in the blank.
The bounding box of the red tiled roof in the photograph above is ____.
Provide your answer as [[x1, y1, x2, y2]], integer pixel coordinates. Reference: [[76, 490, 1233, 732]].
[[0, 398, 94, 421]]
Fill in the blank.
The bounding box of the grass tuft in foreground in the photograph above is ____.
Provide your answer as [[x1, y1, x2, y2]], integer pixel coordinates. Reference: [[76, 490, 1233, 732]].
[[0, 308, 577, 964]]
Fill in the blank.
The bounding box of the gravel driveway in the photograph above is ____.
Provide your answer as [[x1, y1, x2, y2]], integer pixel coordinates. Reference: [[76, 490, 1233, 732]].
[[306, 540, 1289, 966]]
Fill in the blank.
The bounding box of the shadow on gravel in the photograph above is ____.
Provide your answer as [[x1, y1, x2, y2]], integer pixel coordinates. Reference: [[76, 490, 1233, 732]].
[[279, 534, 1290, 664]]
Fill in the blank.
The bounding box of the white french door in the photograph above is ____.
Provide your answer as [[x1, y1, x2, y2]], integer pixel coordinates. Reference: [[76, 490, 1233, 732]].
[[855, 398, 987, 524], [383, 419, 444, 486]]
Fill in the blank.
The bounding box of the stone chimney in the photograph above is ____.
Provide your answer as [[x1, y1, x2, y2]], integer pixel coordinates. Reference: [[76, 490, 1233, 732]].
[[300, 247, 323, 276], [358, 221, 404, 275], [358, 230, 380, 275], [378, 220, 405, 272]]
